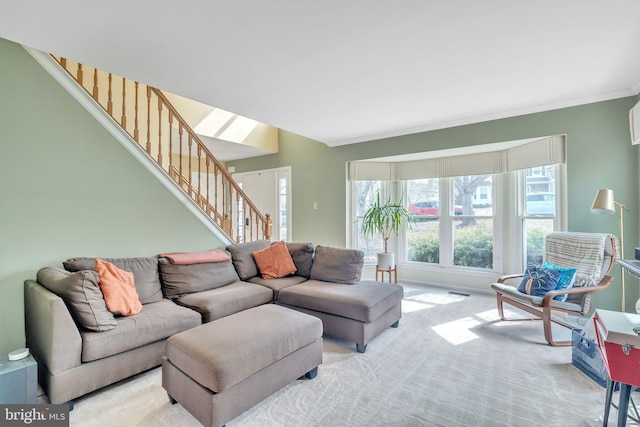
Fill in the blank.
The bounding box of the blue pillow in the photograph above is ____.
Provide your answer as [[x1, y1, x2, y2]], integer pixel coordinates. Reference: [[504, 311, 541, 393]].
[[543, 262, 577, 302], [518, 262, 561, 297]]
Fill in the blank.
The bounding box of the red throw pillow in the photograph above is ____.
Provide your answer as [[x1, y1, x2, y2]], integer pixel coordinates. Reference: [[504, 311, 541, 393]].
[[95, 259, 142, 316], [252, 241, 297, 279]]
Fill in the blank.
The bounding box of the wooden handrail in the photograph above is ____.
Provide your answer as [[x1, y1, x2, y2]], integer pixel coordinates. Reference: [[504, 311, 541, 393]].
[[52, 55, 271, 243], [150, 89, 267, 226]]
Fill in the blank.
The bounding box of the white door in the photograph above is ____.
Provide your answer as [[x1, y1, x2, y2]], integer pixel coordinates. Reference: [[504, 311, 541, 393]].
[[233, 167, 291, 241]]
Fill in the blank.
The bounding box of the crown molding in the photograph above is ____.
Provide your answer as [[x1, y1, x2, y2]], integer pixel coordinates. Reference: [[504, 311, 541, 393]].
[[632, 74, 640, 95], [327, 89, 637, 147]]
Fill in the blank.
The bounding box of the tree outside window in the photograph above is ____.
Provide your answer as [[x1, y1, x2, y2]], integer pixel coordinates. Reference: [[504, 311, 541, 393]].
[[453, 175, 493, 268], [406, 175, 494, 269]]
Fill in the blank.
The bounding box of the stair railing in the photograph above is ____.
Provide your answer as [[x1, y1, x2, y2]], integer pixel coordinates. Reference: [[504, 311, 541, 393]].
[[53, 56, 272, 243]]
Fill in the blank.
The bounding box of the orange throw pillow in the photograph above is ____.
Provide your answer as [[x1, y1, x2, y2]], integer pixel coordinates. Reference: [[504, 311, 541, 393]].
[[95, 259, 142, 316], [252, 241, 297, 279]]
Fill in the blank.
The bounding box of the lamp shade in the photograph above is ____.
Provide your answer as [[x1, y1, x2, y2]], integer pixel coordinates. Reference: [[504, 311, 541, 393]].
[[591, 188, 616, 215]]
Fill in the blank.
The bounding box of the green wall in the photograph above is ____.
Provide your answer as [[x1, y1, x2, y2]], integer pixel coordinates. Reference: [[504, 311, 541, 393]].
[[231, 98, 640, 312], [0, 39, 224, 356], [1, 35, 637, 356]]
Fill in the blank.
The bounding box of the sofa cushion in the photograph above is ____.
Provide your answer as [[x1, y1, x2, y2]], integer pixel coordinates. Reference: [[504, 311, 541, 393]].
[[174, 281, 273, 322], [80, 299, 201, 363], [95, 259, 142, 316], [248, 275, 308, 300], [226, 240, 271, 280], [284, 242, 315, 278], [252, 241, 297, 279], [309, 246, 364, 285], [36, 267, 117, 332], [158, 255, 239, 298], [277, 279, 403, 323], [63, 257, 162, 304]]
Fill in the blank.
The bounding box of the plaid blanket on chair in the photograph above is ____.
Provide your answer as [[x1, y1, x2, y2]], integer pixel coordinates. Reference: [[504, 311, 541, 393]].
[[544, 232, 619, 288]]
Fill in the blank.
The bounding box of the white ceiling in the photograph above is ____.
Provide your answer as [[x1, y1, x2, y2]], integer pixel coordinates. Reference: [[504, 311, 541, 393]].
[[1, 1, 640, 148]]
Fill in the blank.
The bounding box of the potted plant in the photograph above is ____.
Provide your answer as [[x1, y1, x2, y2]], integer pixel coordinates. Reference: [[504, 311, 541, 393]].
[[361, 193, 414, 270]]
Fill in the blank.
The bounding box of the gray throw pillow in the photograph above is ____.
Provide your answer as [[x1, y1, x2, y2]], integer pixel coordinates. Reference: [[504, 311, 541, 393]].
[[284, 242, 315, 278], [158, 255, 240, 298], [63, 257, 162, 304], [37, 267, 117, 332], [309, 246, 364, 285], [226, 240, 271, 280]]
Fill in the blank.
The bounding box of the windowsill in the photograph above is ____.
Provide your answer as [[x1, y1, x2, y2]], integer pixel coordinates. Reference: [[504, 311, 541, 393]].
[[362, 262, 503, 291]]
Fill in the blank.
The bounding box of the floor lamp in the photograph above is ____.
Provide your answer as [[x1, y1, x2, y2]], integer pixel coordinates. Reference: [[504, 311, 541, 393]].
[[591, 188, 626, 311]]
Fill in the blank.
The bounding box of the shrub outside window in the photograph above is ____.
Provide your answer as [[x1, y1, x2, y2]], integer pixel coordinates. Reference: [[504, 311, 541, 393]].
[[350, 164, 563, 275]]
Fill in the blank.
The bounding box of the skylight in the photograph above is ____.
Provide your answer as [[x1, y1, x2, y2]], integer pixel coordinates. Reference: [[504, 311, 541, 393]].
[[194, 108, 259, 145]]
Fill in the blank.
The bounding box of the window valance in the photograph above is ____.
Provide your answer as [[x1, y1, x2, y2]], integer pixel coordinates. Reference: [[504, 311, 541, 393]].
[[347, 135, 565, 181]]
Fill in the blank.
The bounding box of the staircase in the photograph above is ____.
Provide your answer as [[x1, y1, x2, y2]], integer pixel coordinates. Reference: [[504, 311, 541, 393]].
[[51, 56, 271, 244]]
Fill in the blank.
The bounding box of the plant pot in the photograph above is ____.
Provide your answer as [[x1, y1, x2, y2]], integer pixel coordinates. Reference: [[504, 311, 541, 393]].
[[377, 252, 395, 270]]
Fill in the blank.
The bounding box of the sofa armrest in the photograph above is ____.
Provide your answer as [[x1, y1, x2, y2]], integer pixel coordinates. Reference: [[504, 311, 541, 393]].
[[24, 280, 82, 373]]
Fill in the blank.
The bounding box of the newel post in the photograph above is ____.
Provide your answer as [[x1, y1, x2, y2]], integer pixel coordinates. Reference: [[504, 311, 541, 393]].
[[264, 214, 272, 240]]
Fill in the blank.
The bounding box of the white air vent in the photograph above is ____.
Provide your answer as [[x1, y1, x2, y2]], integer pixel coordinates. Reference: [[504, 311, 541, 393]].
[[630, 100, 640, 145]]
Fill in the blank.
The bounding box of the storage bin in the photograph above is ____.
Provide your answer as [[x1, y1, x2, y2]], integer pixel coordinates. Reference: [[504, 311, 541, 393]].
[[571, 328, 613, 388]]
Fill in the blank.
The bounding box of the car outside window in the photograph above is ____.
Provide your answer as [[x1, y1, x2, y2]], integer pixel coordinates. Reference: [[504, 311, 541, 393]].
[[526, 193, 555, 217]]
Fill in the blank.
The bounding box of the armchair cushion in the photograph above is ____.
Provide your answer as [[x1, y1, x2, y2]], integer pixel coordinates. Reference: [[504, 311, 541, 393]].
[[517, 263, 561, 297], [491, 282, 583, 312]]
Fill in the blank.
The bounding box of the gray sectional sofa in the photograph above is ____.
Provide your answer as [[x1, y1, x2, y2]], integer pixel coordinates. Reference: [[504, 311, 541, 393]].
[[24, 241, 403, 406], [230, 241, 403, 353]]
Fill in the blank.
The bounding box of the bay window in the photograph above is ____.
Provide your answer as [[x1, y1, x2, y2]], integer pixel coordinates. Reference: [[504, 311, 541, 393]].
[[348, 135, 566, 277]]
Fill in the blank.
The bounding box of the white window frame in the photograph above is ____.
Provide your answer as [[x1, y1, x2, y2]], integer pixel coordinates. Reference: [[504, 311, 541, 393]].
[[399, 175, 501, 272], [510, 164, 567, 272], [348, 165, 566, 278], [348, 180, 394, 261]]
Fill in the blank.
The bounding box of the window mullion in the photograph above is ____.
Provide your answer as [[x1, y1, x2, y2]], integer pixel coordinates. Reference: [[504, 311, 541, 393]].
[[439, 178, 453, 266]]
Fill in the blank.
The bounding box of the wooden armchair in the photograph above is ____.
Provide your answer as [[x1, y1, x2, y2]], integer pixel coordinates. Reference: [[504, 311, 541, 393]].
[[491, 232, 617, 346]]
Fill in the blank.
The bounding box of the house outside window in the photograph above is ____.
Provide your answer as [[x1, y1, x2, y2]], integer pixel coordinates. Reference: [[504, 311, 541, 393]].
[[522, 164, 558, 265]]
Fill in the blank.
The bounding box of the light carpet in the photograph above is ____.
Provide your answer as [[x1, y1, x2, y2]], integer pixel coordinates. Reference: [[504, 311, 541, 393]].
[[65, 284, 622, 426]]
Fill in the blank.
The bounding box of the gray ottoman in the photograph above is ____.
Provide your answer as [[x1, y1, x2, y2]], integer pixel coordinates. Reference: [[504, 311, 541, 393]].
[[162, 304, 322, 427]]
